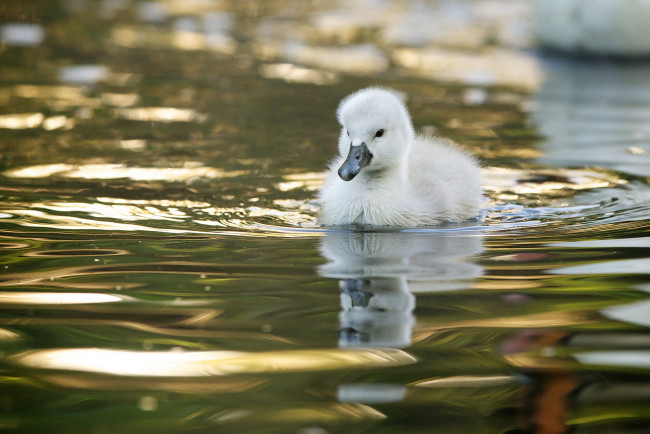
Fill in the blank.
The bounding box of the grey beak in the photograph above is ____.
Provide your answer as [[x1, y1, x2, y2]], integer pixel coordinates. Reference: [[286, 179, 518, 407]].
[[338, 142, 373, 181]]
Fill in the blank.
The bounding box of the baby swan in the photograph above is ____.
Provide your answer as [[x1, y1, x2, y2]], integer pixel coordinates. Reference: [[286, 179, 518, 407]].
[[318, 87, 482, 227]]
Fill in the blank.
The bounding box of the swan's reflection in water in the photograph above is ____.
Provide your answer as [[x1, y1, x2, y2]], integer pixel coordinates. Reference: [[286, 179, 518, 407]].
[[336, 276, 415, 349], [320, 230, 484, 349], [319, 230, 484, 403]]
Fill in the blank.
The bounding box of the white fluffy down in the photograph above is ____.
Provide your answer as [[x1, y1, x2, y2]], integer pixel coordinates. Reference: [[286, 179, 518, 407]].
[[318, 87, 482, 227]]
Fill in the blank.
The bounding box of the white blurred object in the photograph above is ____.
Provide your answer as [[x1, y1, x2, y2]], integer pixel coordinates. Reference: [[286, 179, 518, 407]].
[[138, 1, 167, 22], [59, 65, 110, 85], [0, 23, 45, 47], [535, 0, 650, 56], [575, 350, 650, 369], [602, 299, 650, 328], [338, 384, 406, 404]]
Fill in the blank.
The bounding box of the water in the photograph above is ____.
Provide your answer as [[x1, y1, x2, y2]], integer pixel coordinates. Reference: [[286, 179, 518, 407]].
[[1, 1, 650, 433]]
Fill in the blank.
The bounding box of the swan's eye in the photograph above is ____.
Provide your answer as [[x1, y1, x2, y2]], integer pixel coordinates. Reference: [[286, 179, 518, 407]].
[[374, 129, 384, 138]]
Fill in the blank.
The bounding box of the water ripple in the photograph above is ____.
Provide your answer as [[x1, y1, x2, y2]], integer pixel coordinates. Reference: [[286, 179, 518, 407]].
[[1, 157, 648, 242]]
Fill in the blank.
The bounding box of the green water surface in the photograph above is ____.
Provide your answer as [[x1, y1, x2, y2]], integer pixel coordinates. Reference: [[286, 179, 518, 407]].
[[1, 1, 650, 433]]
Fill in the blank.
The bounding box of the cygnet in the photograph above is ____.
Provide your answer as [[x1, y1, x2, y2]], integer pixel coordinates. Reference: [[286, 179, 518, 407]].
[[318, 87, 482, 227]]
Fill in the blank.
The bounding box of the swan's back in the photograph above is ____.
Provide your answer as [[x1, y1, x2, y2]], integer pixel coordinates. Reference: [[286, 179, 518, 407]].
[[408, 136, 482, 221]]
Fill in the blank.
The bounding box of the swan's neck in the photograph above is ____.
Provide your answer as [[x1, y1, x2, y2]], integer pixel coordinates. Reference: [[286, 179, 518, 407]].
[[360, 157, 409, 189]]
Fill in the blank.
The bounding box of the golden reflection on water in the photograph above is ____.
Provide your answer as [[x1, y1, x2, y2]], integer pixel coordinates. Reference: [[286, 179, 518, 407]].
[[411, 375, 518, 388], [13, 348, 416, 377], [0, 161, 635, 237], [456, 310, 595, 328], [4, 206, 320, 237], [483, 167, 624, 196], [42, 115, 72, 130], [111, 25, 236, 54], [0, 328, 20, 341], [246, 206, 316, 227], [3, 163, 70, 178], [6, 209, 208, 234], [13, 85, 85, 100], [393, 48, 541, 89], [152, 0, 225, 15], [209, 403, 386, 424], [117, 107, 206, 122], [414, 310, 595, 344], [97, 0, 538, 90], [42, 374, 267, 394], [118, 139, 147, 150], [98, 197, 211, 208], [503, 353, 575, 370], [472, 280, 541, 290], [276, 172, 326, 192], [4, 163, 245, 181], [285, 44, 389, 76], [101, 92, 140, 107], [260, 63, 339, 85], [0, 292, 124, 305], [174, 30, 236, 54], [0, 113, 44, 129], [37, 202, 189, 222]]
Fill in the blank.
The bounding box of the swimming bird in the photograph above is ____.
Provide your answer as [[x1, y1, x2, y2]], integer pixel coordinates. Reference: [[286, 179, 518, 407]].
[[318, 87, 482, 227]]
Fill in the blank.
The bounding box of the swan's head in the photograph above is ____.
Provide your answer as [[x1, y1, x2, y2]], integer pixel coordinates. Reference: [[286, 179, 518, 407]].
[[336, 87, 415, 181]]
